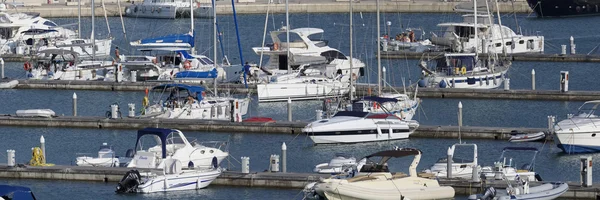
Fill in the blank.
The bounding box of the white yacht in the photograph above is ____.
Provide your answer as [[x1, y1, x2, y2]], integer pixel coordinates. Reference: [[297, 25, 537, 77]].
[[0, 12, 76, 54], [554, 100, 600, 154], [126, 128, 229, 169], [141, 84, 249, 121], [312, 148, 455, 200], [26, 49, 113, 81], [431, 13, 544, 54], [252, 27, 364, 102], [37, 38, 112, 61], [124, 0, 213, 19]]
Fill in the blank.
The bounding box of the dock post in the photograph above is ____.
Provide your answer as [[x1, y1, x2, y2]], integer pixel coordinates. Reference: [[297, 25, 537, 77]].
[[447, 147, 453, 179], [130, 71, 137, 83], [128, 103, 135, 118], [561, 45, 567, 55], [570, 36, 576, 54], [503, 78, 510, 91], [40, 135, 45, 164], [316, 110, 323, 120], [111, 104, 119, 119], [458, 102, 463, 127], [229, 100, 234, 122], [382, 67, 387, 86], [269, 155, 280, 172], [1, 58, 4, 79], [6, 150, 14, 167], [241, 157, 249, 173], [580, 156, 592, 187], [560, 71, 569, 92], [531, 69, 536, 90], [287, 98, 292, 122], [72, 93, 77, 116], [282, 142, 287, 173]]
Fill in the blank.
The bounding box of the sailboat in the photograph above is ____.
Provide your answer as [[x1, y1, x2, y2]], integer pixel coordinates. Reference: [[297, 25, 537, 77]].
[[417, 0, 511, 89]]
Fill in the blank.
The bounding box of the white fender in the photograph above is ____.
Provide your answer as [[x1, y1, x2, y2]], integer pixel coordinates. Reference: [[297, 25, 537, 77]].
[[388, 127, 393, 139], [376, 125, 382, 138]]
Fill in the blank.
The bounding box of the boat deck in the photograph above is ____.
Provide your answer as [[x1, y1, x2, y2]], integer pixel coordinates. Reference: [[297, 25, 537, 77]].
[[0, 164, 596, 199], [380, 51, 600, 63]]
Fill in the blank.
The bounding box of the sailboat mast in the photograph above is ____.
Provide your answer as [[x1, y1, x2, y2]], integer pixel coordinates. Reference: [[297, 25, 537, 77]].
[[91, 0, 95, 60], [473, 0, 477, 58], [212, 0, 217, 94], [78, 0, 81, 38], [349, 0, 354, 101], [285, 0, 290, 74], [190, 0, 195, 54], [376, 0, 381, 96]]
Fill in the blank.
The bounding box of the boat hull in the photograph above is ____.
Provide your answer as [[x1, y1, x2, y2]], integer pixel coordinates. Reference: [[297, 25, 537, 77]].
[[425, 70, 507, 89], [527, 0, 600, 17], [257, 82, 349, 102], [137, 169, 221, 193], [308, 130, 412, 144], [554, 130, 600, 153], [509, 132, 546, 142]]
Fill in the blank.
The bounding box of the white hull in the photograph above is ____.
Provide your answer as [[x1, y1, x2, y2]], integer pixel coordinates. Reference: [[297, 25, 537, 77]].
[[75, 157, 119, 167], [137, 168, 221, 193], [554, 108, 600, 153], [310, 131, 412, 144], [509, 132, 546, 142], [15, 109, 55, 118], [125, 5, 213, 19], [429, 69, 507, 89], [144, 98, 249, 121], [258, 82, 349, 102], [0, 80, 18, 89]]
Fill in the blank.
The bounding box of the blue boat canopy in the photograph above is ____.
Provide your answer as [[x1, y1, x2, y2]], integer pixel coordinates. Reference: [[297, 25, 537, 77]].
[[502, 147, 539, 152], [134, 31, 195, 47], [361, 96, 398, 103], [0, 185, 36, 200], [135, 127, 175, 159], [174, 68, 218, 80], [176, 50, 195, 59], [151, 83, 206, 96]]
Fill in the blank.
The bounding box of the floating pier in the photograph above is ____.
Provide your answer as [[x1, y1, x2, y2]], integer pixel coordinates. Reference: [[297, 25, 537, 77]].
[[379, 51, 600, 63], [0, 115, 546, 140], [13, 79, 600, 101], [0, 164, 596, 199]]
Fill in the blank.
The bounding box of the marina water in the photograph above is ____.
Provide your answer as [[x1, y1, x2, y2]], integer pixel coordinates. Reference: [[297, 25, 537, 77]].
[[1, 13, 600, 199]]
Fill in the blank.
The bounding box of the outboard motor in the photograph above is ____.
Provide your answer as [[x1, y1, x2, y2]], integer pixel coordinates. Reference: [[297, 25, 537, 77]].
[[467, 187, 496, 200], [115, 170, 142, 193]]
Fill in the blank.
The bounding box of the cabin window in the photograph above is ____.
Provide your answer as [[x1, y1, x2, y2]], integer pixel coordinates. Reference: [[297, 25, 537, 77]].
[[320, 50, 347, 62], [505, 41, 512, 46], [495, 43, 501, 47], [453, 26, 474, 38], [519, 40, 524, 44], [43, 21, 57, 27]]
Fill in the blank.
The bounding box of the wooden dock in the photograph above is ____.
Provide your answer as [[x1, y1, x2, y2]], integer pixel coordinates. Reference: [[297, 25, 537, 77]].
[[14, 79, 600, 101], [0, 115, 546, 140], [0, 164, 596, 198], [379, 51, 600, 63]]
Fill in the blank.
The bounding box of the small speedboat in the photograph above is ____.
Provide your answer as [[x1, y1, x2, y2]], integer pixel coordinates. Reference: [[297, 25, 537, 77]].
[[76, 143, 127, 167], [0, 80, 18, 89], [508, 131, 546, 143], [468, 181, 568, 200], [15, 109, 55, 118], [313, 153, 365, 174], [116, 158, 221, 193]]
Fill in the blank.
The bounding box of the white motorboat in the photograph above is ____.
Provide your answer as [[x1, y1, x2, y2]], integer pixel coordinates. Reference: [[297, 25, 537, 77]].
[[116, 158, 221, 193], [15, 109, 55, 118], [316, 148, 455, 200], [480, 147, 542, 182], [554, 100, 600, 154], [509, 131, 546, 143], [37, 38, 113, 61], [126, 127, 229, 169], [313, 153, 366, 174], [352, 93, 420, 121], [469, 181, 568, 200], [75, 143, 122, 167], [424, 143, 479, 179], [0, 80, 18, 89], [0, 12, 76, 49], [430, 11, 544, 54], [125, 0, 213, 19], [26, 49, 113, 81], [252, 27, 364, 102], [303, 97, 419, 144], [381, 28, 432, 51], [141, 84, 249, 121]]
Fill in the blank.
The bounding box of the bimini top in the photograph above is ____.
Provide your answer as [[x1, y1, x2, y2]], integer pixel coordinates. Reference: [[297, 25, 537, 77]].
[[360, 96, 399, 104], [151, 84, 206, 96], [502, 147, 539, 152], [135, 127, 175, 159], [366, 148, 422, 159], [0, 184, 36, 200], [290, 28, 324, 36], [131, 31, 195, 48]]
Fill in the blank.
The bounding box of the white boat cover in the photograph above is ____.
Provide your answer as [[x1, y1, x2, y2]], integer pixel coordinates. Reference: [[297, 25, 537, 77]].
[[16, 109, 55, 118]]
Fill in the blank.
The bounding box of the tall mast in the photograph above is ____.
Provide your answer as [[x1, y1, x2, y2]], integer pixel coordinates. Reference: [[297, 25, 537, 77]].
[[78, 0, 81, 38], [212, 0, 217, 94], [190, 0, 195, 54], [285, 0, 290, 74], [473, 0, 478, 58], [376, 0, 381, 96], [91, 0, 95, 60], [349, 0, 354, 101]]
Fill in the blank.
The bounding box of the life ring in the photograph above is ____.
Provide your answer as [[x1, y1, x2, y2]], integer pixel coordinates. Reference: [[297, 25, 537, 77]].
[[273, 42, 279, 50], [372, 102, 379, 110], [461, 66, 467, 74], [183, 60, 191, 70], [23, 62, 31, 71], [454, 67, 460, 75]]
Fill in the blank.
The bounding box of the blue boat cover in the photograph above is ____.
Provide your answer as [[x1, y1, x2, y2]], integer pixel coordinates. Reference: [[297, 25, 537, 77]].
[[0, 185, 36, 200], [140, 31, 194, 47], [502, 147, 539, 152], [175, 50, 195, 59], [151, 84, 206, 97], [135, 128, 175, 159], [174, 68, 218, 79], [361, 96, 398, 103]]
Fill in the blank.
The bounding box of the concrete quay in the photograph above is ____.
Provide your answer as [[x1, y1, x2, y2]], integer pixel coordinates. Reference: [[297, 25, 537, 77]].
[[0, 115, 546, 140], [13, 79, 600, 102], [0, 164, 597, 198], [379, 51, 600, 63], [5, 0, 532, 18]]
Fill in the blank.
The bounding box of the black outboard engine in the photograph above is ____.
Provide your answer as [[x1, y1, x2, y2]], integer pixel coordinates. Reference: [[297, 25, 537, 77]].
[[468, 187, 496, 200], [115, 170, 142, 193]]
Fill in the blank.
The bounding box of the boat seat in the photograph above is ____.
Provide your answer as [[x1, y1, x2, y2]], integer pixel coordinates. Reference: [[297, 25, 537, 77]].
[[390, 172, 408, 179], [347, 176, 378, 183], [516, 169, 529, 173], [418, 172, 436, 179]]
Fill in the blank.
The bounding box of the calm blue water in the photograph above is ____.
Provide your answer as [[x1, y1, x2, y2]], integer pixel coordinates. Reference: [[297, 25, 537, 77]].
[[1, 13, 600, 199]]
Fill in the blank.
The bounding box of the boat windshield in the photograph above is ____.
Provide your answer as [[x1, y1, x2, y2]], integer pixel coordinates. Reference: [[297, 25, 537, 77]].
[[308, 33, 328, 47], [333, 111, 369, 118], [577, 102, 600, 118], [436, 56, 476, 75]]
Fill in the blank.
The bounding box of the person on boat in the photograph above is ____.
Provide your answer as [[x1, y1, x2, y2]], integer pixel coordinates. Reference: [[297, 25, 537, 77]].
[[243, 62, 252, 79], [401, 34, 410, 43], [185, 95, 198, 105], [114, 47, 120, 62], [409, 30, 415, 42]]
